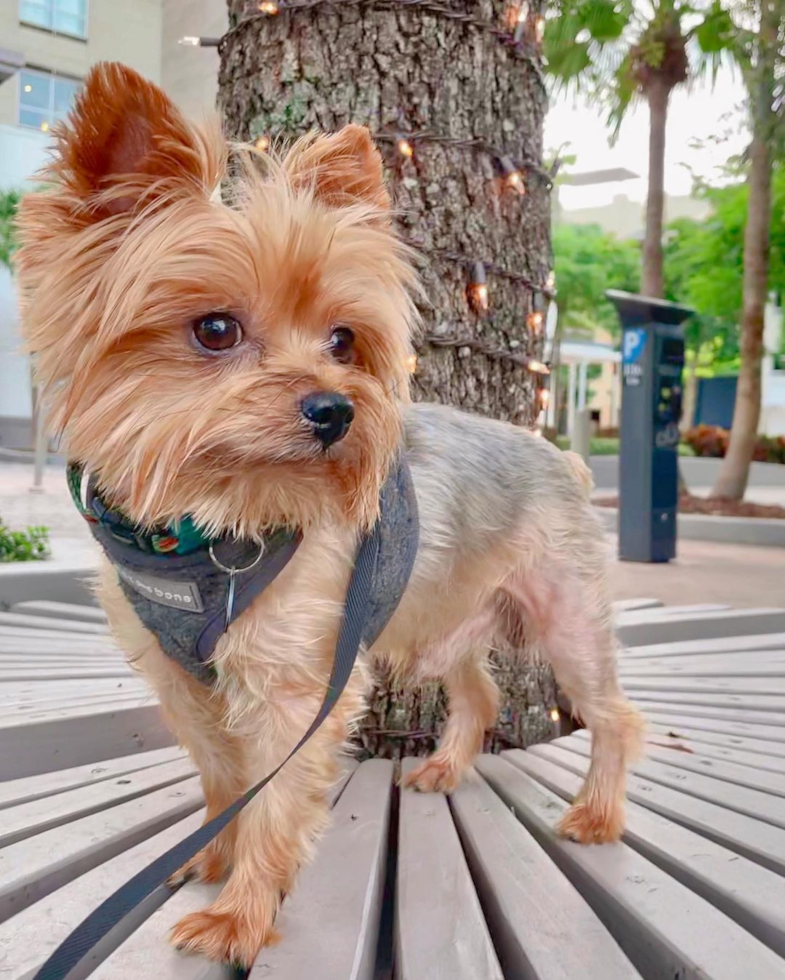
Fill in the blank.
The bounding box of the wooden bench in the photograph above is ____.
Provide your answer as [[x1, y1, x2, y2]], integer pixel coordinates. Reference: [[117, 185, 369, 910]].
[[2, 595, 785, 978]]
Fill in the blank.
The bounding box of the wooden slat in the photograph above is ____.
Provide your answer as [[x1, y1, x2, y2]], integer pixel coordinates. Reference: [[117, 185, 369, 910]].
[[395, 759, 503, 980], [642, 708, 785, 743], [0, 746, 186, 810], [616, 604, 730, 625], [617, 610, 785, 648], [613, 599, 663, 613], [643, 721, 785, 762], [0, 702, 175, 779], [0, 611, 110, 634], [450, 769, 638, 979], [479, 754, 785, 980], [621, 633, 785, 659], [624, 677, 785, 696], [0, 810, 205, 980], [0, 757, 196, 847], [508, 745, 785, 876], [505, 749, 785, 959], [10, 599, 108, 623], [0, 777, 204, 922], [554, 733, 785, 797], [632, 692, 785, 714]]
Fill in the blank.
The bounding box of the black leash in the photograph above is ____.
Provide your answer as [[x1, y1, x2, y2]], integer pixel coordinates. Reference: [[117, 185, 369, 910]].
[[34, 524, 382, 980]]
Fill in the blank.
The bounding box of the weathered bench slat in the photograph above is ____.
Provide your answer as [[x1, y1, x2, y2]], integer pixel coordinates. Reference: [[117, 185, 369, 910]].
[[642, 707, 785, 740], [621, 633, 785, 658], [556, 733, 785, 797], [395, 759, 503, 980], [0, 702, 176, 779], [0, 667, 133, 682], [613, 599, 663, 613], [624, 677, 785, 696], [480, 754, 785, 980], [643, 721, 785, 761], [616, 604, 730, 624], [0, 757, 196, 847], [10, 600, 108, 623], [0, 636, 119, 655], [0, 611, 110, 634], [0, 810, 205, 980], [0, 777, 203, 923], [617, 610, 785, 648], [505, 749, 785, 959], [637, 700, 785, 726], [620, 650, 785, 672], [633, 691, 785, 714], [529, 742, 785, 830], [87, 762, 359, 980], [0, 746, 185, 809], [507, 746, 785, 876], [450, 769, 639, 980], [0, 626, 116, 646]]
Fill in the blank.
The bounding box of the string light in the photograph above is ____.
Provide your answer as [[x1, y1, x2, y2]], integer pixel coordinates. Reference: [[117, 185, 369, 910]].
[[546, 269, 556, 291], [538, 387, 550, 411], [396, 137, 414, 159], [549, 707, 560, 722], [498, 156, 526, 195], [40, 121, 49, 133], [254, 134, 270, 151], [405, 354, 418, 373], [467, 261, 490, 315], [505, 1, 529, 31], [535, 15, 546, 44], [259, 0, 280, 13], [177, 35, 220, 46], [527, 310, 544, 333], [527, 359, 550, 376]]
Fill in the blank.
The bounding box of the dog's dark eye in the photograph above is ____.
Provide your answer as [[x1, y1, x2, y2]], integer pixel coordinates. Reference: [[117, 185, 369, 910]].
[[329, 326, 356, 364], [193, 314, 243, 352]]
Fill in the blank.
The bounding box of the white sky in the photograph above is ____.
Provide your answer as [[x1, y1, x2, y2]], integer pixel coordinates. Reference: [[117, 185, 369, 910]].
[[546, 63, 750, 209]]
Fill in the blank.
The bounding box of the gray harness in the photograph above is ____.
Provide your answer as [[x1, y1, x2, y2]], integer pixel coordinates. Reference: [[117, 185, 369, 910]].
[[81, 459, 419, 683]]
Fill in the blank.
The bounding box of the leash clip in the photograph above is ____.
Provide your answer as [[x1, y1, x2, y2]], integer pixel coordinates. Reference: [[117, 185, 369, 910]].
[[209, 541, 266, 631]]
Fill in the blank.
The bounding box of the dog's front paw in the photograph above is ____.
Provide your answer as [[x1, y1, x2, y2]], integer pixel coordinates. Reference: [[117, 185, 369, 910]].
[[171, 905, 278, 967], [167, 847, 230, 888], [403, 755, 464, 794], [558, 798, 625, 844]]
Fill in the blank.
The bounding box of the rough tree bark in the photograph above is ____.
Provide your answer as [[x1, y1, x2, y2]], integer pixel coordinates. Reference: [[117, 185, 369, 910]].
[[218, 0, 555, 754], [642, 77, 669, 300]]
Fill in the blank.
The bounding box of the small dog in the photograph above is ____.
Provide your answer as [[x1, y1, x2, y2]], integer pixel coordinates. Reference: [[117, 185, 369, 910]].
[[17, 63, 642, 966]]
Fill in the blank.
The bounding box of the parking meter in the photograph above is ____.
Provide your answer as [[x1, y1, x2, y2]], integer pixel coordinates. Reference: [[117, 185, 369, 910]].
[[606, 291, 692, 563]]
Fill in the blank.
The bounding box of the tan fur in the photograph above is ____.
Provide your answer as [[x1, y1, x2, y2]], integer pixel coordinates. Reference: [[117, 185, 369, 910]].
[[17, 63, 641, 967]]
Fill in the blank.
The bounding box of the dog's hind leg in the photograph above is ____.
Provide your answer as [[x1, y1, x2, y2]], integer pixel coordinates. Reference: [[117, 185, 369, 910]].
[[501, 562, 643, 844]]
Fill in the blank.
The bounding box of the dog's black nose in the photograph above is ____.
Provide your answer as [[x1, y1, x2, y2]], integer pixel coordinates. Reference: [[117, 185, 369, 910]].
[[301, 392, 355, 447]]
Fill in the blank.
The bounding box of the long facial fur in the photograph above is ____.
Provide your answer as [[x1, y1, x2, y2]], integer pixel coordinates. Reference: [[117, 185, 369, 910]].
[[16, 62, 420, 537]]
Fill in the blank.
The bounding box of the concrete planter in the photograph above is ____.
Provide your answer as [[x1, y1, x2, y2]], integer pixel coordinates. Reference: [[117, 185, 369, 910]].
[[595, 506, 785, 548]]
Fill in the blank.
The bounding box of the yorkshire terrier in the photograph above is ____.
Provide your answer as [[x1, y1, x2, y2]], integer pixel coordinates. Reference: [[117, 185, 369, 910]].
[[17, 63, 642, 966]]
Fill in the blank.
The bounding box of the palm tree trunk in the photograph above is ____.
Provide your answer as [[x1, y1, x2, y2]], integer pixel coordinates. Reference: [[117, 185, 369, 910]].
[[642, 78, 669, 299], [710, 133, 772, 499]]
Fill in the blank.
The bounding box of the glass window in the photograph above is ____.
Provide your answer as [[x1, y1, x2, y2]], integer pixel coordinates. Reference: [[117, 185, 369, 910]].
[[20, 0, 87, 39], [19, 69, 81, 133]]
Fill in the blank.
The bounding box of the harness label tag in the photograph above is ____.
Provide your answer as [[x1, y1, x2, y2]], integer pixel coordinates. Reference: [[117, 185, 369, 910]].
[[116, 567, 205, 613]]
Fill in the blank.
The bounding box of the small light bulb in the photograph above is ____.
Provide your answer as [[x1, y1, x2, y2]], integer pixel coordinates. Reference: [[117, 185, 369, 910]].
[[535, 15, 546, 43], [24, 84, 32, 93], [254, 135, 270, 152], [40, 121, 49, 132], [405, 354, 418, 373], [538, 388, 550, 411], [528, 311, 544, 333], [499, 156, 525, 195], [178, 35, 201, 46], [259, 0, 280, 13], [505, 2, 528, 30], [468, 261, 490, 314], [549, 707, 560, 722], [546, 269, 556, 291], [528, 359, 550, 375], [397, 138, 414, 159]]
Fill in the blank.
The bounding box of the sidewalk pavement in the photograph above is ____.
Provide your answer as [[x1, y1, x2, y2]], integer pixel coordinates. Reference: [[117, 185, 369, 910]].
[[1, 460, 782, 610]]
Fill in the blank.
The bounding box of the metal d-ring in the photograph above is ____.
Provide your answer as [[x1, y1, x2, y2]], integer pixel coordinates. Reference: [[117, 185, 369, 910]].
[[209, 540, 266, 631]]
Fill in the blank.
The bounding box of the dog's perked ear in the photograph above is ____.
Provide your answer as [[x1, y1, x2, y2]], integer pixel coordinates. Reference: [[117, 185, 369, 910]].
[[283, 125, 391, 213], [38, 61, 224, 217]]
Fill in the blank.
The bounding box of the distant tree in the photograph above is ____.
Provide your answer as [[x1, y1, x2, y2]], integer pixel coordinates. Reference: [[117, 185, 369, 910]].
[[546, 0, 732, 298], [553, 222, 641, 335], [712, 0, 785, 499], [0, 190, 21, 270]]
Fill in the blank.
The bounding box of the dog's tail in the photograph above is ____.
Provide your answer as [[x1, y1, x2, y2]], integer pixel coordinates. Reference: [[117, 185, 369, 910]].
[[563, 451, 594, 496]]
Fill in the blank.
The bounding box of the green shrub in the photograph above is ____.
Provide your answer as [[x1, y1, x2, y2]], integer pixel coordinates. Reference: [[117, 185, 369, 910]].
[[0, 521, 51, 562]]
